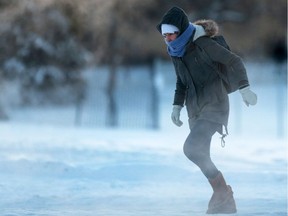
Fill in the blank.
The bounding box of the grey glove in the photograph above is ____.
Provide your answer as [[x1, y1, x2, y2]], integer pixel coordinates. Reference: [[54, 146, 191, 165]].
[[171, 105, 183, 127], [239, 86, 257, 106]]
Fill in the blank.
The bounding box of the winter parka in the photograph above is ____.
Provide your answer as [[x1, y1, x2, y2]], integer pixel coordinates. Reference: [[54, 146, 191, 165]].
[[157, 7, 250, 133]]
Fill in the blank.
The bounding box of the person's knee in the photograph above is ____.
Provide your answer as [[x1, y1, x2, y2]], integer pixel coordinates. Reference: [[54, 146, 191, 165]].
[[183, 143, 201, 164]]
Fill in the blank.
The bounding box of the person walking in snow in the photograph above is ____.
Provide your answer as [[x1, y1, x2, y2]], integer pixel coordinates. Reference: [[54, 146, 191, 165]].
[[156, 6, 257, 214]]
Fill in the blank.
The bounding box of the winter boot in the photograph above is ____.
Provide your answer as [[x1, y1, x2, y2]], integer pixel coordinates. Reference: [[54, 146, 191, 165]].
[[206, 171, 237, 214]]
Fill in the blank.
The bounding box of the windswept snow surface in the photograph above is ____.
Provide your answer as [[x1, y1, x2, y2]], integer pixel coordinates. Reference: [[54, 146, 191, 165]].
[[0, 61, 287, 216], [0, 122, 286, 216]]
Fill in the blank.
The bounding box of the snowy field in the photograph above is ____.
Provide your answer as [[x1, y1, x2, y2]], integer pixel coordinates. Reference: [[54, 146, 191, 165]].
[[0, 61, 287, 216]]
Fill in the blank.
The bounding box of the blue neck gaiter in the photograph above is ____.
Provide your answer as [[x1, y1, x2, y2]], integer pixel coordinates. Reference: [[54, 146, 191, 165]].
[[165, 23, 195, 57]]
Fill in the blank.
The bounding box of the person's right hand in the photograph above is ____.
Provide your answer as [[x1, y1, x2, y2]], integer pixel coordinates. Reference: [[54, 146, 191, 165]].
[[171, 105, 183, 127]]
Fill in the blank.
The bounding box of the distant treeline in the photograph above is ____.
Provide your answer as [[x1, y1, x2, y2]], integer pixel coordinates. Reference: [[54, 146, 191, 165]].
[[0, 0, 286, 110]]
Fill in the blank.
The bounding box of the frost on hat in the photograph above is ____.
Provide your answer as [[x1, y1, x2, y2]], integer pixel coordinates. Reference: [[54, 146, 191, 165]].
[[161, 24, 179, 35]]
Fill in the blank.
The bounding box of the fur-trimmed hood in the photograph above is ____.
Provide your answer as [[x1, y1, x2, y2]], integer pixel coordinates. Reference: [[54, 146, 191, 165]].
[[193, 19, 219, 40]]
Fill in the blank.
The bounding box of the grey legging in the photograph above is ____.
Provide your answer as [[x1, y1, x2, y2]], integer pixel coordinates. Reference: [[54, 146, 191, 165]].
[[183, 119, 221, 179]]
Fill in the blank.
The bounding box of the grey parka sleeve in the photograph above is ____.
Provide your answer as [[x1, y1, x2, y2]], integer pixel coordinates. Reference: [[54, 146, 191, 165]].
[[195, 37, 249, 89], [171, 58, 187, 106]]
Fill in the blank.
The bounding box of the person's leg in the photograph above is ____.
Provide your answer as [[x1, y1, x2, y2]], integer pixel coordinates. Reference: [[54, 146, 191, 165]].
[[183, 120, 236, 214], [183, 120, 219, 179]]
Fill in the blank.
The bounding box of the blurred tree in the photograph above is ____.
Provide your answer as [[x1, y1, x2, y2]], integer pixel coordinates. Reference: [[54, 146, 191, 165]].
[[270, 38, 287, 65], [0, 0, 286, 123], [0, 0, 89, 105], [85, 0, 166, 127], [0, 0, 286, 65], [0, 0, 17, 8]]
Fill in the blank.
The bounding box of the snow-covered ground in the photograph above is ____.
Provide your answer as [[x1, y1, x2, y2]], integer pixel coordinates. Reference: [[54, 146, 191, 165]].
[[0, 61, 287, 215]]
